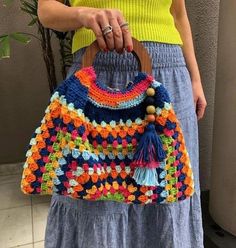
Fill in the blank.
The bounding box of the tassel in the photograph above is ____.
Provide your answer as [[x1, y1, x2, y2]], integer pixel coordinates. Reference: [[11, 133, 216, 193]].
[[132, 123, 166, 186], [132, 167, 159, 186]]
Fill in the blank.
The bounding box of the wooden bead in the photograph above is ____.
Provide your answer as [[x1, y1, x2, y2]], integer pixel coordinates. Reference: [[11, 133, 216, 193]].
[[146, 105, 156, 114], [144, 96, 155, 105], [146, 87, 155, 96], [146, 114, 156, 122]]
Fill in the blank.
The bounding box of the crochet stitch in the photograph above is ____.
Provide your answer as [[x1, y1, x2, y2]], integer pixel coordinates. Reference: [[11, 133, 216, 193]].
[[21, 66, 195, 205]]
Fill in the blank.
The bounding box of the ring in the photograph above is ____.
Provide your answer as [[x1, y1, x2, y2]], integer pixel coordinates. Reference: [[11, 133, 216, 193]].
[[119, 22, 129, 28], [103, 29, 113, 36], [101, 25, 113, 35]]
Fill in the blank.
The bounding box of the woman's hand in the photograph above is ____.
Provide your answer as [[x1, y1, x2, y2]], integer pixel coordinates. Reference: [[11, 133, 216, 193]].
[[77, 7, 133, 53], [191, 80, 207, 120], [38, 1, 132, 53]]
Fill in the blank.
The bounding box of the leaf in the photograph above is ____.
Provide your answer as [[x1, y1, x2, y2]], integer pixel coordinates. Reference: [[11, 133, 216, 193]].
[[0, 36, 10, 59], [20, 6, 36, 16], [10, 32, 31, 44], [0, 34, 9, 39], [21, 0, 37, 13], [63, 53, 72, 58], [28, 17, 38, 26], [62, 44, 72, 50]]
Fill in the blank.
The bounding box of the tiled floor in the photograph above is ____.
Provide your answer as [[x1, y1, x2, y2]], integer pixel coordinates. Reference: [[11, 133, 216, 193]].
[[0, 163, 236, 248], [201, 191, 236, 248], [0, 163, 51, 248]]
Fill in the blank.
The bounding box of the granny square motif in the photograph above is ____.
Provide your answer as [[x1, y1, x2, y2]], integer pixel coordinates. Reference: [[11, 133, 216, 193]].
[[21, 66, 195, 205]]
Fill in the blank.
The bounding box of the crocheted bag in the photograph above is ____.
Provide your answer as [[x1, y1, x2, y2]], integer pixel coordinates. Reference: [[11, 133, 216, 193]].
[[21, 38, 195, 205]]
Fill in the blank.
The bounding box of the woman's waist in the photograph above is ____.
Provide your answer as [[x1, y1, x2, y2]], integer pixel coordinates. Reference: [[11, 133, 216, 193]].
[[72, 41, 186, 70]]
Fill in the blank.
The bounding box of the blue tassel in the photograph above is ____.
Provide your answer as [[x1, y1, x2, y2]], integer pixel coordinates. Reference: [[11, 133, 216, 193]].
[[132, 167, 159, 186], [133, 123, 166, 165], [132, 123, 166, 186]]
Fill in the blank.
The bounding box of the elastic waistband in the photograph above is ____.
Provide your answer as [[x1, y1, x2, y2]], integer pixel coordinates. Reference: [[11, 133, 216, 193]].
[[72, 42, 186, 71]]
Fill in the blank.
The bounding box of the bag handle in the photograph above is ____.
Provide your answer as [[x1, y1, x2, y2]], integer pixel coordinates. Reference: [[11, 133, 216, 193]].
[[81, 37, 152, 75]]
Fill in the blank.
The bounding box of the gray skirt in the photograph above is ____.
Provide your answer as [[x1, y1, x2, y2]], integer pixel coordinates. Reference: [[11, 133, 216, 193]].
[[44, 42, 204, 248]]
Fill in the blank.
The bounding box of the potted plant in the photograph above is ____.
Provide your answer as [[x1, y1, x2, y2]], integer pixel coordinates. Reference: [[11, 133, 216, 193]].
[[0, 0, 73, 93]]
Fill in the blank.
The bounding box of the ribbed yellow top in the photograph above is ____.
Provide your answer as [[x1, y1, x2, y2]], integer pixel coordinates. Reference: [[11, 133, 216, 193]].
[[69, 0, 183, 54]]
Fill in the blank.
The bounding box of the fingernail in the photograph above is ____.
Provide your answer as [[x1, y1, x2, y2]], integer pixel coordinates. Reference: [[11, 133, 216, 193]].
[[127, 45, 133, 52], [103, 47, 109, 52]]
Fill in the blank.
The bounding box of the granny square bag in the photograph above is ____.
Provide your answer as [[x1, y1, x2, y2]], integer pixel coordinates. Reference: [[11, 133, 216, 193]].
[[21, 38, 195, 205]]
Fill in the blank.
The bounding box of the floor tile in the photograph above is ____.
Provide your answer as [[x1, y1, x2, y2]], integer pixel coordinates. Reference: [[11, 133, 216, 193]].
[[32, 202, 50, 242], [21, 244, 33, 248], [31, 195, 52, 205], [10, 243, 33, 248], [0, 162, 24, 176], [33, 241, 44, 248], [0, 171, 51, 207], [0, 174, 22, 185], [201, 191, 236, 248], [0, 206, 32, 247], [0, 179, 31, 210]]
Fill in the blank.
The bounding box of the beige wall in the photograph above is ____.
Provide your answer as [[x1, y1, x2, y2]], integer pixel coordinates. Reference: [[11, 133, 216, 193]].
[[185, 0, 220, 190], [0, 1, 221, 190], [0, 2, 62, 163], [209, 0, 236, 235]]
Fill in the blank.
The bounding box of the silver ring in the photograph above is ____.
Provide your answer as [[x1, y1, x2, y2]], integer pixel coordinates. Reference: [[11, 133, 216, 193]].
[[119, 22, 129, 28], [101, 24, 112, 35], [103, 29, 113, 36]]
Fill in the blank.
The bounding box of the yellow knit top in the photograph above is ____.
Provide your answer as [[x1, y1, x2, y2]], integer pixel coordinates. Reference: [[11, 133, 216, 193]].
[[69, 0, 183, 54]]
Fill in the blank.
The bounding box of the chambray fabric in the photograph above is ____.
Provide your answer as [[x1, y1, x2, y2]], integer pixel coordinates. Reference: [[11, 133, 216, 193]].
[[44, 42, 204, 248]]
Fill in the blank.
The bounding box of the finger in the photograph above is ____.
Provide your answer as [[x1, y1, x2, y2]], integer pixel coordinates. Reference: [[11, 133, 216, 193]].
[[103, 27, 115, 51], [109, 17, 123, 53], [196, 104, 206, 120], [98, 11, 115, 51], [194, 99, 197, 113], [91, 21, 107, 51], [193, 96, 197, 116], [117, 16, 133, 52]]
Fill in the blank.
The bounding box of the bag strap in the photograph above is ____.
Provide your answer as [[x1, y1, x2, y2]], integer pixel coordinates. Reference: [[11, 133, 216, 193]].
[[81, 37, 153, 75]]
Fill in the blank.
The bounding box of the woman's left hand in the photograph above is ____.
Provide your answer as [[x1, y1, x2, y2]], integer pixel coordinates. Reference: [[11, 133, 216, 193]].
[[191, 80, 207, 121]]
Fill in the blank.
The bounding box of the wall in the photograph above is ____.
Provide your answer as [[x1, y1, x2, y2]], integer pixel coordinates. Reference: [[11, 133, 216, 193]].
[[0, 2, 61, 163], [0, 1, 220, 190], [209, 0, 236, 235], [185, 0, 220, 190]]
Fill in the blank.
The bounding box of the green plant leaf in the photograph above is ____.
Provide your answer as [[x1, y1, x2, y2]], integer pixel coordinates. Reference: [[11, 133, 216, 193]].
[[0, 36, 10, 59], [21, 0, 36, 9], [0, 34, 9, 39], [20, 1, 37, 15], [28, 17, 38, 26], [11, 33, 30, 43], [10, 32, 31, 44], [20, 6, 36, 16]]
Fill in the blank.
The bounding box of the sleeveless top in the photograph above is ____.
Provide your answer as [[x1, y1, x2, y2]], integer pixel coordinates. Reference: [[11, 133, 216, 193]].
[[69, 0, 183, 53]]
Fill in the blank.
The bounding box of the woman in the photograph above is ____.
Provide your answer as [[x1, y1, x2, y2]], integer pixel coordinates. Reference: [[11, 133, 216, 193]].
[[38, 0, 207, 247]]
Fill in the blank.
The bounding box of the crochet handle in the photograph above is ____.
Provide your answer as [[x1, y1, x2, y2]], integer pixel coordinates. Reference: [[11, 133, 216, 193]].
[[81, 37, 152, 75]]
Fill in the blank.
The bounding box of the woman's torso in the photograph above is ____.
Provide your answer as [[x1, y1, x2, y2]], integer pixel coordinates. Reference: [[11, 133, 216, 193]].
[[69, 0, 183, 53]]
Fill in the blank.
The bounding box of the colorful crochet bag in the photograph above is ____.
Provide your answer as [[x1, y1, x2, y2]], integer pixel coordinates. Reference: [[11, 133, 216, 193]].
[[21, 38, 195, 205]]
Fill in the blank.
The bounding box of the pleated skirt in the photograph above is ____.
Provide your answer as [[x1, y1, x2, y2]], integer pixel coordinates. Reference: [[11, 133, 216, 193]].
[[44, 42, 204, 248]]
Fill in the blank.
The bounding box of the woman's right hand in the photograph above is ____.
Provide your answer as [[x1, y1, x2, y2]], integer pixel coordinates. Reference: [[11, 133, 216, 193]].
[[77, 7, 133, 53]]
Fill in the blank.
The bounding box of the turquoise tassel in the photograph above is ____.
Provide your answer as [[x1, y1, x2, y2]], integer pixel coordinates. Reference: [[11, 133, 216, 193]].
[[132, 123, 166, 186], [132, 167, 159, 186]]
